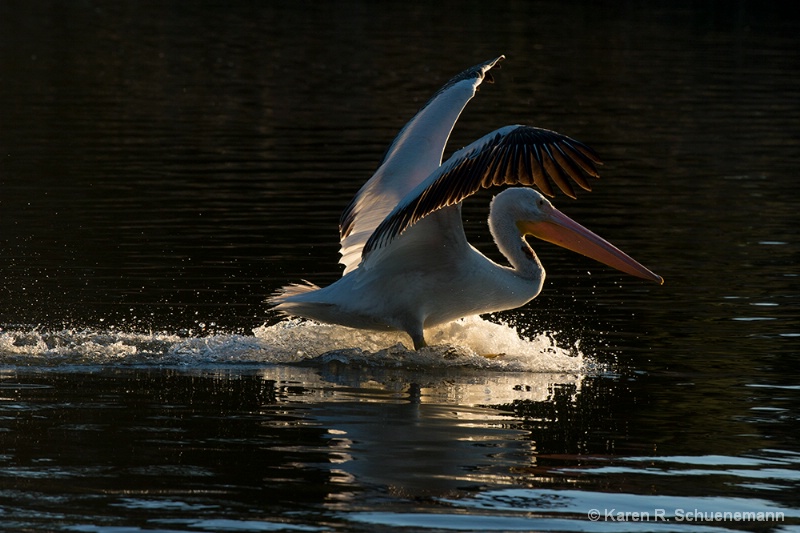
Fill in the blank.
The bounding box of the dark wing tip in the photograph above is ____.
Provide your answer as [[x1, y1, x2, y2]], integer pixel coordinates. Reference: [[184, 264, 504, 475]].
[[509, 126, 602, 198], [479, 55, 504, 85], [430, 56, 506, 99]]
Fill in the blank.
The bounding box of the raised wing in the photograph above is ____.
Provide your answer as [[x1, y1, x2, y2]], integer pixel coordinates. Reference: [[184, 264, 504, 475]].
[[337, 56, 505, 275], [363, 124, 602, 255]]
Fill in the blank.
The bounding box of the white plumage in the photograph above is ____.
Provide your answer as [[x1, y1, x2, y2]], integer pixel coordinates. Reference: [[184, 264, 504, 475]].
[[270, 56, 662, 349]]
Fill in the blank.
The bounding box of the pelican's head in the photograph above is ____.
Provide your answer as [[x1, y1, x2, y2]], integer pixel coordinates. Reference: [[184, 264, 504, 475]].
[[495, 188, 663, 284]]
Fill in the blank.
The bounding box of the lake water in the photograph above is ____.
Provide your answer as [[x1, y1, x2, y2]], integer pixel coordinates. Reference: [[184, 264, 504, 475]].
[[2, 2, 799, 531]]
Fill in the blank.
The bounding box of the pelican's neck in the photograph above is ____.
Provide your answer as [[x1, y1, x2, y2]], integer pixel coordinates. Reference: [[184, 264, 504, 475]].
[[487, 201, 544, 282]]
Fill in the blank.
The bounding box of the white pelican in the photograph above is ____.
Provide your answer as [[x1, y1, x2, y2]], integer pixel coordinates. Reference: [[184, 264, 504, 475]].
[[270, 55, 663, 350]]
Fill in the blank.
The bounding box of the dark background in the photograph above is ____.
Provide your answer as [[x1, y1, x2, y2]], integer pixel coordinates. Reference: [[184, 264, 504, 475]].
[[1, 2, 799, 530]]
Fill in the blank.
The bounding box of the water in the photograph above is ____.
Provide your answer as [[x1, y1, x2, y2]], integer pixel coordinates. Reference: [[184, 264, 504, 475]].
[[1, 1, 799, 531]]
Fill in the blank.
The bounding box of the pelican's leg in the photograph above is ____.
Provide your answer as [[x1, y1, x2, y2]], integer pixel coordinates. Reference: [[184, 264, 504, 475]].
[[409, 328, 427, 351]]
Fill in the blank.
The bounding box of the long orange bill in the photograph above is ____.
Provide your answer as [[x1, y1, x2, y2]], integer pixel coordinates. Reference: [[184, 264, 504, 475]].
[[520, 208, 664, 284]]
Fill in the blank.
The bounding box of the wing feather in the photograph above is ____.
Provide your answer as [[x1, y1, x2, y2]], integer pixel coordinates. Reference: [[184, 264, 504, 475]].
[[516, 144, 533, 186], [363, 125, 602, 255], [540, 143, 576, 198], [529, 144, 555, 197], [551, 143, 592, 191], [560, 139, 601, 177]]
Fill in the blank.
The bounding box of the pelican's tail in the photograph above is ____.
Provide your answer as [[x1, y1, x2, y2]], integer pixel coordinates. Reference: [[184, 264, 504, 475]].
[[268, 280, 320, 310], [268, 280, 340, 322]]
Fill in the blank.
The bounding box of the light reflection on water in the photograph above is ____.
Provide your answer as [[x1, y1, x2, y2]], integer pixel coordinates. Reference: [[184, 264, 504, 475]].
[[1, 0, 799, 531], [2, 365, 798, 531]]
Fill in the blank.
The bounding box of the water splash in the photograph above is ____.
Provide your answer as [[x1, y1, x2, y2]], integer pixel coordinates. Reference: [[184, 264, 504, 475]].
[[252, 316, 586, 372], [0, 316, 588, 372]]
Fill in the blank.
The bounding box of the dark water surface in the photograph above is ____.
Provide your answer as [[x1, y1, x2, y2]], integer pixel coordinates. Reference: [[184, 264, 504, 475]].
[[2, 2, 799, 531]]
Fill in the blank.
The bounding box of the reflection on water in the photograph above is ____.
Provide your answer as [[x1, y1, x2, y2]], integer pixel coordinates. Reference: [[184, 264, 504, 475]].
[[1, 367, 798, 531], [0, 367, 576, 527], [2, 0, 800, 531]]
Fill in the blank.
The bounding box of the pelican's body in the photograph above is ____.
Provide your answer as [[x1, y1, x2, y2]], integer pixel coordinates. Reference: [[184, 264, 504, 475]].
[[270, 56, 662, 349], [275, 194, 545, 348]]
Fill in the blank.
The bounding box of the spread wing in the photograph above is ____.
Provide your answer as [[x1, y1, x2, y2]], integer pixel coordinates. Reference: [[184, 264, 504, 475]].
[[337, 56, 505, 275], [363, 124, 602, 255]]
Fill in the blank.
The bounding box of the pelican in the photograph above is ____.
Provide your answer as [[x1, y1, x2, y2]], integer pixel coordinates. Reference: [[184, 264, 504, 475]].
[[269, 55, 662, 350]]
